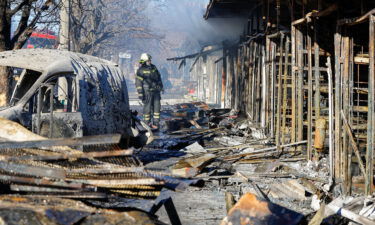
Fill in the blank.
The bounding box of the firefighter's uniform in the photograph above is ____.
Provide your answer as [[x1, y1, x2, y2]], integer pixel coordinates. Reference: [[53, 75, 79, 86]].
[[135, 63, 163, 127]]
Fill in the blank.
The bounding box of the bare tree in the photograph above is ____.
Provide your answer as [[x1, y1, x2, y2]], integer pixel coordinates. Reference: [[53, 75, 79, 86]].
[[70, 0, 164, 57], [0, 0, 59, 106]]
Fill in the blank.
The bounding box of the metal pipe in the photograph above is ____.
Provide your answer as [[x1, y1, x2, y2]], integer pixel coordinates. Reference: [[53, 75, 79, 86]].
[[276, 34, 284, 147], [342, 35, 351, 195], [272, 41, 276, 134], [327, 57, 334, 180], [307, 27, 313, 160], [366, 15, 375, 195], [314, 25, 321, 118], [221, 46, 227, 108], [261, 44, 267, 127], [291, 25, 297, 150], [334, 31, 342, 179], [296, 28, 304, 152], [281, 37, 290, 145]]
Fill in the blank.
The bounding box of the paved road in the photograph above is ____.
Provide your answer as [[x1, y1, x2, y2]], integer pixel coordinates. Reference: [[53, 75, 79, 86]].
[[156, 187, 226, 225]]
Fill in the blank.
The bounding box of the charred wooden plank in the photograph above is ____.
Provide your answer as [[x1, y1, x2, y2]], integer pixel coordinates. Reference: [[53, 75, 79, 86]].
[[4, 149, 133, 162], [0, 134, 121, 150], [10, 184, 82, 193], [67, 166, 144, 174], [0, 161, 66, 179], [22, 193, 108, 199], [307, 28, 313, 160], [341, 110, 366, 180], [70, 178, 164, 187], [366, 15, 375, 195], [0, 174, 83, 188]]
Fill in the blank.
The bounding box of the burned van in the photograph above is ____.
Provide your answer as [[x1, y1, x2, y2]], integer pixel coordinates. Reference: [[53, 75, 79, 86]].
[[0, 49, 132, 140]]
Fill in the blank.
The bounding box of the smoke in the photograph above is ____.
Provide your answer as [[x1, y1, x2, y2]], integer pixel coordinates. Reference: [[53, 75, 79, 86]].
[[148, 0, 247, 48], [137, 0, 248, 79]]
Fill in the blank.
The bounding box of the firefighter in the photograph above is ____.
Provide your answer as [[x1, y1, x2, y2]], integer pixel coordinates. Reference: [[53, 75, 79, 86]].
[[135, 53, 164, 129]]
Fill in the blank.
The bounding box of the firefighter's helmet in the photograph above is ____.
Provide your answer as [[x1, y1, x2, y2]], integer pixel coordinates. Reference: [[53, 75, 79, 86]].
[[140, 53, 152, 61]]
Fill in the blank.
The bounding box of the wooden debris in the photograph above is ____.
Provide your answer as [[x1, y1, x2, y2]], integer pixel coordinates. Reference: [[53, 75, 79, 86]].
[[281, 179, 307, 199], [268, 180, 307, 200], [81, 210, 161, 225], [326, 198, 375, 224], [281, 165, 328, 183], [0, 161, 66, 179], [69, 178, 164, 187], [171, 153, 215, 178], [243, 140, 307, 154], [300, 178, 324, 198], [222, 140, 307, 162], [235, 172, 268, 200], [225, 192, 235, 213], [10, 184, 81, 193], [354, 54, 369, 64], [0, 174, 84, 189], [238, 157, 305, 164], [220, 193, 303, 225], [0, 134, 121, 150], [171, 167, 199, 178], [183, 142, 206, 154], [308, 203, 326, 225], [341, 110, 367, 178], [189, 120, 202, 129], [1, 149, 134, 161]]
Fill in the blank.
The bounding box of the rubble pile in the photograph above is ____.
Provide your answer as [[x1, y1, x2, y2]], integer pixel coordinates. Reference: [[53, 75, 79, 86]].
[[140, 102, 375, 224], [0, 119, 192, 224], [0, 100, 374, 224], [0, 138, 171, 197], [0, 195, 162, 225]]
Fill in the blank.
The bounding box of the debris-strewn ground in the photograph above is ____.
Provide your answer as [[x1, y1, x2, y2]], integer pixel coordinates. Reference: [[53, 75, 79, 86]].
[[0, 116, 194, 225], [156, 187, 226, 225], [132, 102, 375, 225]]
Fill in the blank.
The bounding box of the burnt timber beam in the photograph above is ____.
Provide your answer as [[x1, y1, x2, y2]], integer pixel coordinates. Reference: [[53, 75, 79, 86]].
[[0, 161, 66, 179], [0, 134, 121, 150], [291, 25, 297, 150], [307, 26, 313, 160], [334, 30, 342, 180], [2, 149, 133, 161], [366, 14, 375, 195]]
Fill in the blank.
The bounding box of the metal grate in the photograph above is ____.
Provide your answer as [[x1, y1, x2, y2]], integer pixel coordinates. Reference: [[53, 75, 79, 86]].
[[0, 135, 180, 200]]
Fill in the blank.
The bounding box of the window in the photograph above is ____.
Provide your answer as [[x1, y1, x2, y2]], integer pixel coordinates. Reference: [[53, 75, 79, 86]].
[[10, 69, 42, 106], [38, 74, 77, 113]]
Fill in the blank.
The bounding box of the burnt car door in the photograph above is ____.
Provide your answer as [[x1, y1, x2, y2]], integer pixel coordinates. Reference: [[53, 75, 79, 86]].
[[31, 74, 83, 138]]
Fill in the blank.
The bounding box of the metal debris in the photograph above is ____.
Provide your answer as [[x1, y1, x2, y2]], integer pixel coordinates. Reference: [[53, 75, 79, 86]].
[[0, 122, 191, 225]]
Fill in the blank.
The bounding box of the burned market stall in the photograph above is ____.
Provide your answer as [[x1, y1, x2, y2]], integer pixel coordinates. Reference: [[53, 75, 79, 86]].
[[165, 0, 375, 223]]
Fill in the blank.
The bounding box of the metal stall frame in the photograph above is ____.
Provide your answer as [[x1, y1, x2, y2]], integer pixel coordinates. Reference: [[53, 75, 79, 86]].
[[291, 7, 336, 160], [336, 9, 375, 195], [266, 31, 292, 147], [243, 34, 266, 129]]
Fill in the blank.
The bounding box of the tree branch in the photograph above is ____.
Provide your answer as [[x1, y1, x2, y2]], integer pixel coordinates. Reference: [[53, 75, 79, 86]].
[[11, 0, 53, 49], [8, 0, 33, 17]]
